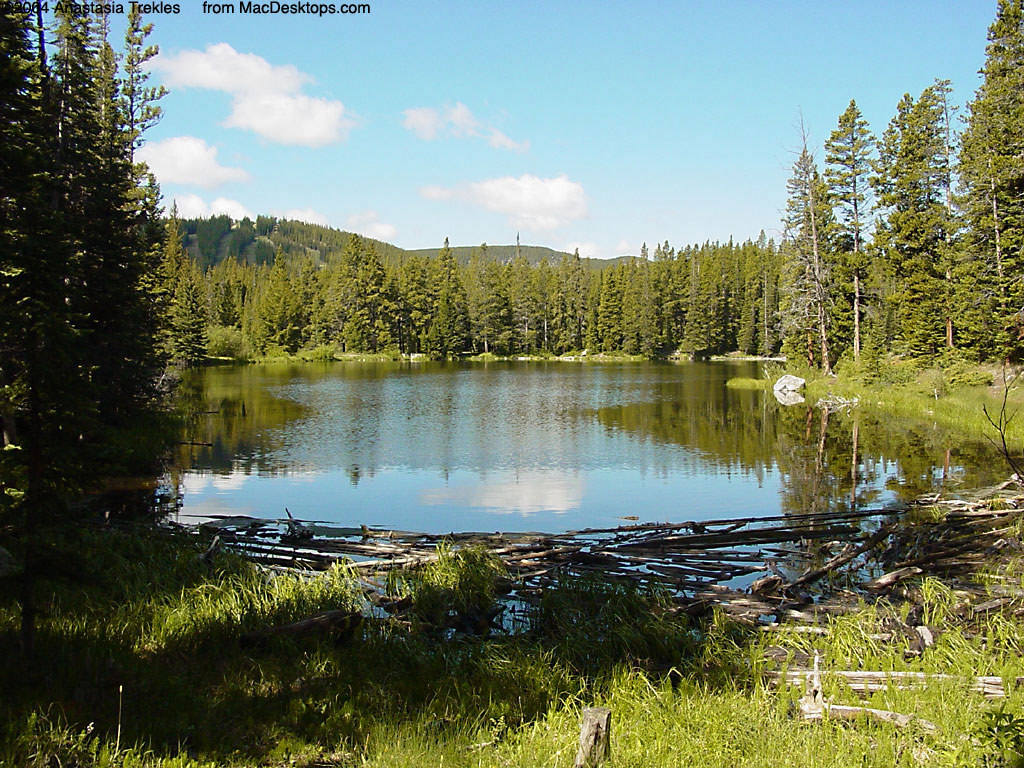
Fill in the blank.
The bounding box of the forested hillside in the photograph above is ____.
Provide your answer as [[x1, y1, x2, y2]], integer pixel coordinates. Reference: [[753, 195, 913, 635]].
[[163, 231, 781, 362]]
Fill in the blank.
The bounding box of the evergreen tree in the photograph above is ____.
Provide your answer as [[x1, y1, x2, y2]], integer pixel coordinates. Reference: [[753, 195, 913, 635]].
[[871, 84, 957, 358], [426, 238, 470, 357], [597, 265, 624, 351], [254, 255, 304, 353], [168, 260, 208, 366], [825, 100, 875, 360], [959, 0, 1024, 358], [781, 133, 837, 373], [0, 7, 170, 653]]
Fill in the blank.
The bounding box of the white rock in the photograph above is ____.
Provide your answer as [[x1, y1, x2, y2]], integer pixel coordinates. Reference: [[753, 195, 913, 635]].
[[773, 374, 806, 394]]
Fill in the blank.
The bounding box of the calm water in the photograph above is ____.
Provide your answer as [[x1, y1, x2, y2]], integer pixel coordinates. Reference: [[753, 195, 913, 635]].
[[172, 361, 1007, 534]]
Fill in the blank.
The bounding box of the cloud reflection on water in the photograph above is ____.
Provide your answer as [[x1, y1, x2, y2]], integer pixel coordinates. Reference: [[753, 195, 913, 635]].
[[420, 471, 584, 516]]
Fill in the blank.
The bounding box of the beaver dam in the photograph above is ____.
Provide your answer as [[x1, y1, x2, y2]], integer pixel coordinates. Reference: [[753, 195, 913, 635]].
[[181, 488, 1024, 629]]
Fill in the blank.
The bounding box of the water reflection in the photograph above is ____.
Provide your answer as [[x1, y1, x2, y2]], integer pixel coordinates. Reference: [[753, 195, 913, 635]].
[[420, 471, 585, 516], [172, 361, 1009, 533]]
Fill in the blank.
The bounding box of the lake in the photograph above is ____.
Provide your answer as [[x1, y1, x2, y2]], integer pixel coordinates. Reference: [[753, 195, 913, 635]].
[[172, 360, 1007, 534]]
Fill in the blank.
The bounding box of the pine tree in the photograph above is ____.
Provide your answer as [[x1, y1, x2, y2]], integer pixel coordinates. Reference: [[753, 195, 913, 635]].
[[169, 260, 209, 366], [959, 0, 1024, 359], [597, 265, 624, 351], [0, 7, 171, 654], [426, 238, 470, 357], [871, 84, 956, 358], [781, 130, 837, 373], [255, 255, 304, 353], [825, 100, 875, 361]]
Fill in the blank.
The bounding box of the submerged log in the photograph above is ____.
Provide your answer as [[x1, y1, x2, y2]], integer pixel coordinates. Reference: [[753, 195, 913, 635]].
[[785, 525, 892, 592]]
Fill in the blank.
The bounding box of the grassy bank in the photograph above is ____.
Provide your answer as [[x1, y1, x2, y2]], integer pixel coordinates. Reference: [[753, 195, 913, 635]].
[[5, 522, 1024, 767], [743, 355, 1024, 451]]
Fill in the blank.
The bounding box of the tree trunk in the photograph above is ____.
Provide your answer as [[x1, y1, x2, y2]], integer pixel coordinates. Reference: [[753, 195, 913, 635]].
[[574, 708, 612, 768], [807, 176, 832, 376], [853, 274, 861, 361]]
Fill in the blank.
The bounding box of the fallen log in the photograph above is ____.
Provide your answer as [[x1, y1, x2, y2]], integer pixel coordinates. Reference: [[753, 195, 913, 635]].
[[767, 669, 1019, 699], [864, 566, 922, 592], [797, 658, 937, 730], [240, 609, 363, 646]]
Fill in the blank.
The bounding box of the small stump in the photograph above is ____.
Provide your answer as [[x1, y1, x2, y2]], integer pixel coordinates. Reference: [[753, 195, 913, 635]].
[[574, 707, 611, 768]]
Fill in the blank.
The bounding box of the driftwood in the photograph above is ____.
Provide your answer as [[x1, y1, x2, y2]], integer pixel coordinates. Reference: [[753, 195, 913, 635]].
[[574, 707, 612, 768], [769, 668, 1019, 700], [240, 609, 362, 646], [796, 656, 936, 730], [179, 494, 1024, 631], [864, 566, 922, 592]]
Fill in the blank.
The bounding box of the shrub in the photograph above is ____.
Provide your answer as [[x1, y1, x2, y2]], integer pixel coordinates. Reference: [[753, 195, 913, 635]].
[[943, 359, 995, 388], [206, 325, 248, 360], [303, 344, 338, 362]]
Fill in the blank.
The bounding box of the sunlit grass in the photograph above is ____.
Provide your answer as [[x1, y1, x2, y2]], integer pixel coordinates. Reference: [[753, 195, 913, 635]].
[[726, 377, 771, 390]]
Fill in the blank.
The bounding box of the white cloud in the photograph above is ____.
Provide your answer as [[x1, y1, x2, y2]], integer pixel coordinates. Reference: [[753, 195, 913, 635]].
[[136, 136, 249, 188], [402, 107, 443, 140], [277, 208, 329, 226], [446, 102, 480, 136], [402, 101, 526, 152], [564, 241, 600, 259], [171, 194, 255, 221], [419, 185, 453, 201], [488, 128, 530, 153], [211, 198, 256, 220], [171, 193, 210, 219], [346, 210, 397, 241], [224, 92, 353, 146], [421, 174, 587, 231], [149, 43, 352, 147], [150, 42, 307, 94]]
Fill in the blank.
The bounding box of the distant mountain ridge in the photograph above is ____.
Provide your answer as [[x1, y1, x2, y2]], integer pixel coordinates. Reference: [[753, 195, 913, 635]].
[[177, 214, 618, 270]]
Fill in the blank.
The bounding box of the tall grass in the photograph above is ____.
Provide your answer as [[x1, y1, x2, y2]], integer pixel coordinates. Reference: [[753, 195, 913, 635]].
[[4, 527, 1024, 766]]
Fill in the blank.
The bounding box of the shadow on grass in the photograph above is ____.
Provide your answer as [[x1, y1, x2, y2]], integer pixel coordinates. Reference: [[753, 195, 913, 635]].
[[0, 527, 760, 765]]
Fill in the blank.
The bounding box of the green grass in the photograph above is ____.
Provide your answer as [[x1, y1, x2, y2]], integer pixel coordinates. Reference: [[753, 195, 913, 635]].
[[5, 526, 1024, 767], [760, 355, 1024, 452], [807, 373, 1024, 451], [726, 377, 771, 390]]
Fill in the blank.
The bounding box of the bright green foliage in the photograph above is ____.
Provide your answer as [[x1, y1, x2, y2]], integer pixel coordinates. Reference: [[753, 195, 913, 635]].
[[959, 0, 1024, 359]]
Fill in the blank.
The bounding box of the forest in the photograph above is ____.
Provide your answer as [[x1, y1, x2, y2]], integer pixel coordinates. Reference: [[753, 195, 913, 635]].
[[156, 2, 1024, 370]]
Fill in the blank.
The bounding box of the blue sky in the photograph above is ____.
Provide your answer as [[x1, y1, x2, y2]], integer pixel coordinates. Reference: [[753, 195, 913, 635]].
[[134, 0, 995, 258]]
